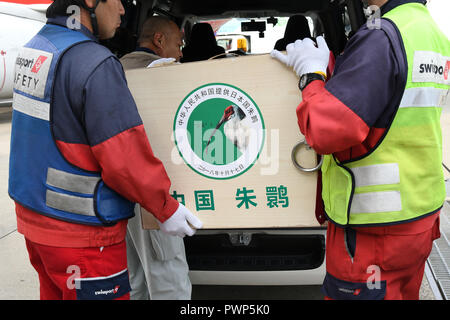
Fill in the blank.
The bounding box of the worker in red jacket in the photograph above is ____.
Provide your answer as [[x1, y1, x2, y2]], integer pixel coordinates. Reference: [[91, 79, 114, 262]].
[[8, 0, 202, 300], [272, 0, 448, 299]]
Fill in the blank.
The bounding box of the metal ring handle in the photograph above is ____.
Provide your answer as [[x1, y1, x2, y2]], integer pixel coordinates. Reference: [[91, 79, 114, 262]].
[[291, 140, 323, 172]]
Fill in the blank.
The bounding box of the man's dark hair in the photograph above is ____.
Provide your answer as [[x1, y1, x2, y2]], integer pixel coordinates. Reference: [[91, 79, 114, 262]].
[[46, 0, 106, 18], [137, 16, 175, 45]]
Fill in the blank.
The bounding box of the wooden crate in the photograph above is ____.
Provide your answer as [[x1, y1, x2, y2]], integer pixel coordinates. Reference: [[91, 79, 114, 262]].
[[125, 54, 321, 229]]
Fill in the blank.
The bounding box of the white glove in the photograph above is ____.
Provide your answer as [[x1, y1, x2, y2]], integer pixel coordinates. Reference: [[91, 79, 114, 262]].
[[146, 57, 176, 68], [270, 36, 330, 78], [157, 203, 203, 237]]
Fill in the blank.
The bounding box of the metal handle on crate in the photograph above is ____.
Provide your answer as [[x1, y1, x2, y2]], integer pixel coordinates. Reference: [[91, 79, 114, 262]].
[[291, 140, 323, 172]]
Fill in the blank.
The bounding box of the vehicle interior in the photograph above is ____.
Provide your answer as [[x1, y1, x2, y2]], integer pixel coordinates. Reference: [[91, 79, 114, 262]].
[[105, 0, 367, 59]]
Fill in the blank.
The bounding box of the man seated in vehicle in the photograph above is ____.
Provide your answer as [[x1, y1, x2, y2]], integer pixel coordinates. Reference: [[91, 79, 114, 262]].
[[120, 16, 192, 300], [120, 15, 183, 69]]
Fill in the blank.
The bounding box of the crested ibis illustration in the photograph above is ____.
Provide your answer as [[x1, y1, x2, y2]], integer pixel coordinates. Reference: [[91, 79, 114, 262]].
[[204, 105, 251, 158]]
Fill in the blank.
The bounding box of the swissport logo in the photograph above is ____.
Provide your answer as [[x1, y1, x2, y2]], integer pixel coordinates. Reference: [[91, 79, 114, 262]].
[[419, 61, 447, 77], [444, 60, 450, 81], [413, 51, 450, 84], [174, 83, 265, 180], [338, 287, 362, 296], [94, 285, 120, 296], [14, 48, 53, 99], [31, 55, 48, 73]]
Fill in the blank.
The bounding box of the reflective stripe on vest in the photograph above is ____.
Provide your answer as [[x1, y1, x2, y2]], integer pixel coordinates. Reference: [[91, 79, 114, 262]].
[[45, 167, 100, 217], [12, 93, 50, 121], [349, 163, 402, 215], [46, 190, 96, 217], [351, 191, 402, 215], [351, 163, 400, 187], [399, 87, 450, 108], [46, 167, 100, 194]]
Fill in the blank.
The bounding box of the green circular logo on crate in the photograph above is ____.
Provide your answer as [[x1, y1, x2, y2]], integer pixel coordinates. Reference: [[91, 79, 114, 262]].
[[174, 83, 265, 180]]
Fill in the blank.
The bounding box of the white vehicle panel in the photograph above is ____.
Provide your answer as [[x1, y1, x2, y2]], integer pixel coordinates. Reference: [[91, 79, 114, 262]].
[[0, 2, 47, 106]]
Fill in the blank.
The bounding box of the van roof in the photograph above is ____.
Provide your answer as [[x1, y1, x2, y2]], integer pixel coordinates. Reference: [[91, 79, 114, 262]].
[[152, 0, 331, 18]]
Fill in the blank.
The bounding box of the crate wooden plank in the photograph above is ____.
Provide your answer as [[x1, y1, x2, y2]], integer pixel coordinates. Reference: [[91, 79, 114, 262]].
[[125, 54, 321, 229]]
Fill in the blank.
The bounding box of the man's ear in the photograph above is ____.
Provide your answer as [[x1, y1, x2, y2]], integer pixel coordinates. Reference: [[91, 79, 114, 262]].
[[84, 0, 97, 9], [153, 32, 165, 49]]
